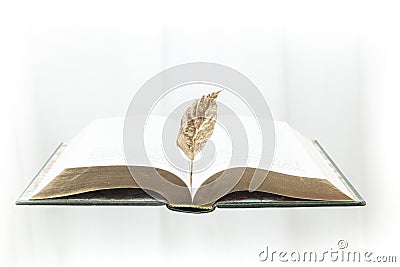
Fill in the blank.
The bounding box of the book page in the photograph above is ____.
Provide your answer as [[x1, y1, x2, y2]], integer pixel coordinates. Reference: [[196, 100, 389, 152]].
[[270, 122, 326, 177], [32, 116, 352, 199], [290, 127, 354, 199], [32, 117, 188, 196], [143, 116, 351, 198], [32, 118, 127, 196]]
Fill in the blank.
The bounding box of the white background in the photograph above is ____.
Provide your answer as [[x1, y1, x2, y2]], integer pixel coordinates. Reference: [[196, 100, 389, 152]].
[[1, 0, 399, 266]]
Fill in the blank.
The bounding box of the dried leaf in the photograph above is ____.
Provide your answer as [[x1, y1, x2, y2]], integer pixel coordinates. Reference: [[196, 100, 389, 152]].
[[176, 90, 221, 161]]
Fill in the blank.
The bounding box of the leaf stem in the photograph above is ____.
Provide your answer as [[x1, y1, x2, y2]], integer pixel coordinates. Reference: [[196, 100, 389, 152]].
[[190, 160, 193, 194]]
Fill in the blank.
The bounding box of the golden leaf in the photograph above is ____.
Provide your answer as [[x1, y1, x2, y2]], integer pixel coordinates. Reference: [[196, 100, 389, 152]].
[[176, 90, 222, 189]]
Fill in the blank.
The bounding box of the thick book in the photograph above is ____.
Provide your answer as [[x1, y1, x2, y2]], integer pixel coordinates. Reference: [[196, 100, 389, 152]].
[[16, 118, 365, 213]]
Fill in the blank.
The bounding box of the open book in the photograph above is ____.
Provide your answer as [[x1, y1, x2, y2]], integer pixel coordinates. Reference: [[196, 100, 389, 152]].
[[16, 117, 365, 213]]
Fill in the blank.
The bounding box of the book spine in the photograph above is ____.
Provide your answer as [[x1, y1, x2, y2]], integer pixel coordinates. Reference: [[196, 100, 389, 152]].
[[166, 204, 215, 214]]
